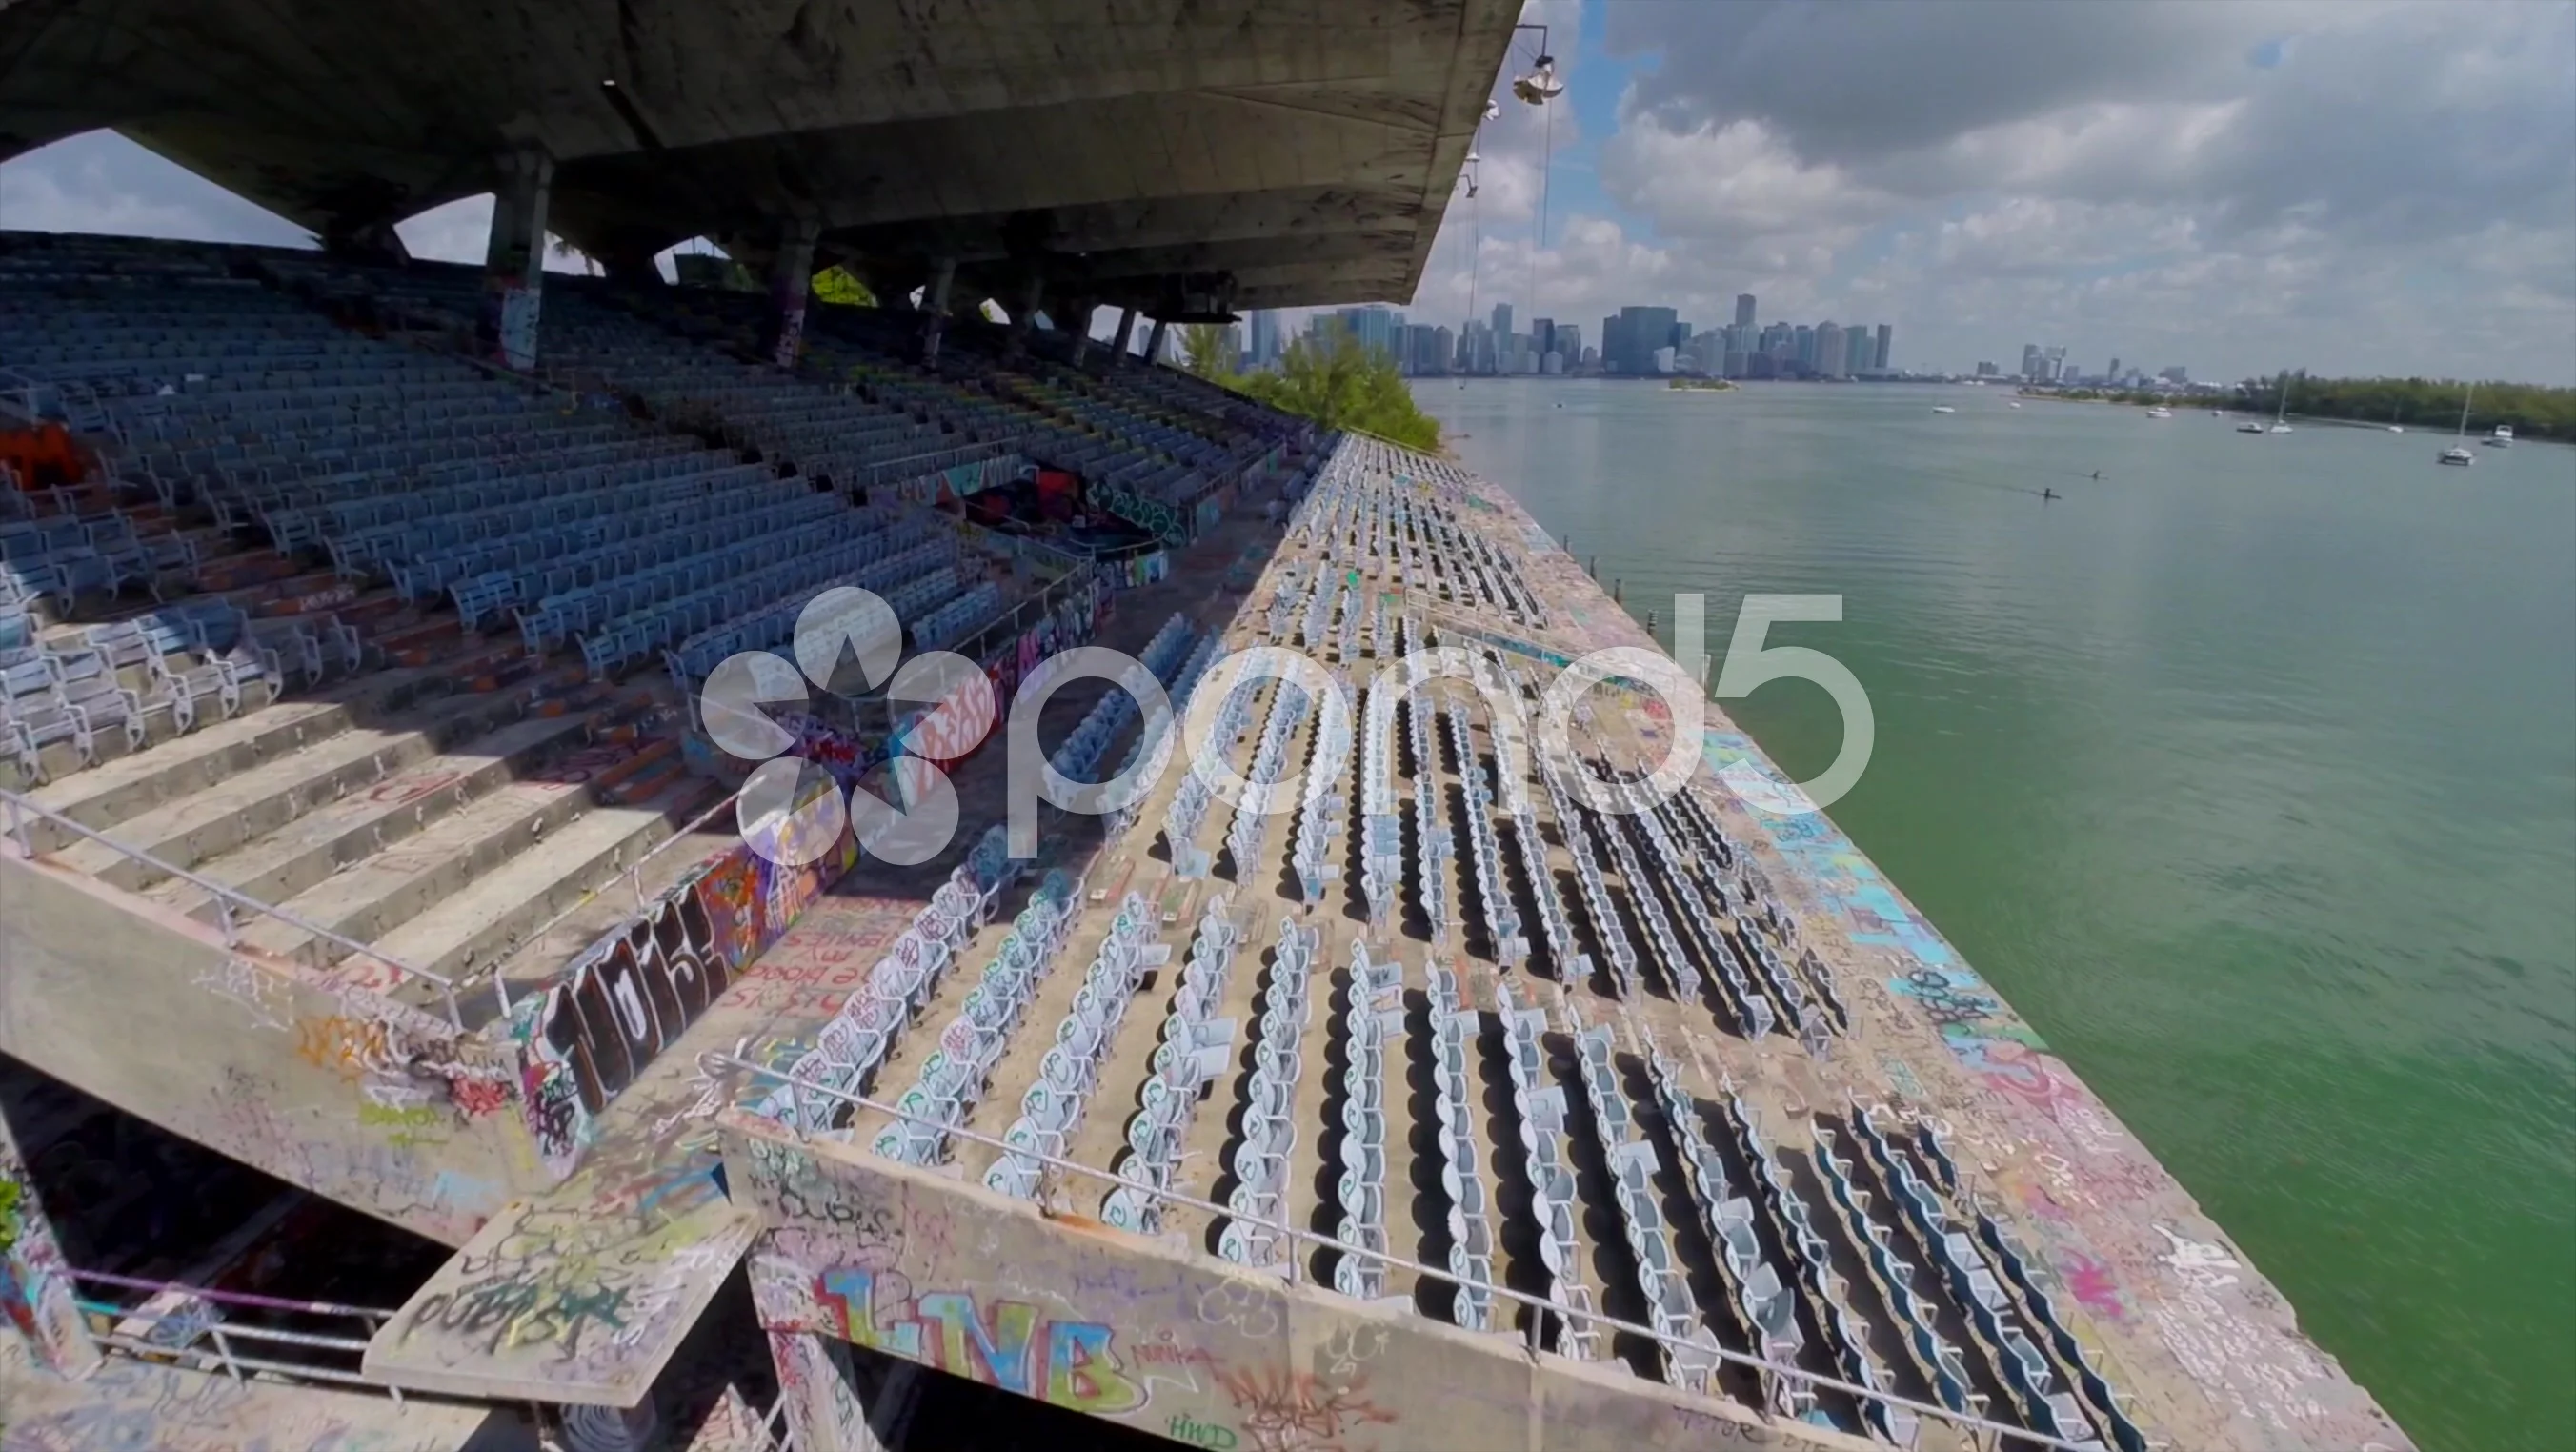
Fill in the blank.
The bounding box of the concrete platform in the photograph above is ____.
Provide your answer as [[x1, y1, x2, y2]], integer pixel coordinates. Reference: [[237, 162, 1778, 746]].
[[0, 1333, 528, 1452], [700, 436, 2410, 1452]]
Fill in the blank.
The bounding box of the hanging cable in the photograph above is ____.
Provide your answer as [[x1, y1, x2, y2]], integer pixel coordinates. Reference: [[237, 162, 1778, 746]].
[[1529, 93, 1554, 353]]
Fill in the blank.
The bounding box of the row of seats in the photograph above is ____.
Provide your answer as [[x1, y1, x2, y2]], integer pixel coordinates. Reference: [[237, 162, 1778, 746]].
[[1287, 664, 1350, 905], [1647, 1053, 1807, 1408], [486, 491, 848, 643], [874, 872, 1078, 1168], [658, 528, 957, 691], [1098, 896, 1241, 1236], [1443, 699, 1524, 966], [1496, 979, 1603, 1361], [985, 893, 1163, 1201], [1328, 943, 1405, 1301], [1424, 961, 1498, 1331], [1158, 670, 1260, 879], [3, 598, 355, 784], [1569, 1018, 1721, 1391], [1215, 918, 1317, 1270], [369, 464, 772, 599], [272, 434, 708, 556], [767, 831, 1019, 1134], [1710, 1081, 1900, 1438], [1851, 1111, 2109, 1449], [1, 508, 198, 612]]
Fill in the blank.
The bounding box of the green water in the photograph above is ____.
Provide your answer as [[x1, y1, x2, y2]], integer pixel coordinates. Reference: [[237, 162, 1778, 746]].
[[1417, 379, 2576, 1452]]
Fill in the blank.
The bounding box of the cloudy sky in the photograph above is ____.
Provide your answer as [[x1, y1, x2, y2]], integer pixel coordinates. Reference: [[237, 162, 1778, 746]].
[[4, 0, 2570, 385], [1417, 0, 2576, 384]]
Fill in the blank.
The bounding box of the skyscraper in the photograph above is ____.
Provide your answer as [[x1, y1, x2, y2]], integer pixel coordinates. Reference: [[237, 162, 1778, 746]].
[[1246, 310, 1280, 368], [1814, 321, 1845, 378], [1873, 323, 1892, 372], [1612, 305, 1680, 373], [2022, 343, 2044, 380], [1793, 325, 1816, 369], [1531, 318, 1555, 359], [1735, 293, 1757, 330], [1491, 302, 1513, 343], [1845, 326, 1873, 377]]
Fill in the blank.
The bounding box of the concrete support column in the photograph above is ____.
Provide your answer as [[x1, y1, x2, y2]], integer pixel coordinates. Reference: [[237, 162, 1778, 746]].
[[918, 257, 956, 367], [478, 147, 553, 371], [764, 216, 822, 370], [1005, 273, 1043, 361], [1068, 299, 1096, 366], [1111, 307, 1137, 367], [767, 1330, 922, 1452], [1145, 317, 1169, 369], [0, 1114, 102, 1381]]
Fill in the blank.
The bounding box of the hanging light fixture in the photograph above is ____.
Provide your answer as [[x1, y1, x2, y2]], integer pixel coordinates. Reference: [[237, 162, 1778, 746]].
[[1512, 53, 1562, 105]]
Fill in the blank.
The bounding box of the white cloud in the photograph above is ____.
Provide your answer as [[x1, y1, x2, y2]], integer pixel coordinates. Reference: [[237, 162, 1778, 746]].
[[1422, 0, 2576, 383], [0, 131, 312, 248]]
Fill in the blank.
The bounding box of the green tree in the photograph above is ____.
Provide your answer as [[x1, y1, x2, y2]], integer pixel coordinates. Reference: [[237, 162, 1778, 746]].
[[1232, 320, 1441, 452], [811, 267, 875, 308], [1179, 323, 1238, 381]]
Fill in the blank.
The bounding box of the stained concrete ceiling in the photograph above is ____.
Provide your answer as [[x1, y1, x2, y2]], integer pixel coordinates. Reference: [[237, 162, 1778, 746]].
[[0, 0, 1523, 311]]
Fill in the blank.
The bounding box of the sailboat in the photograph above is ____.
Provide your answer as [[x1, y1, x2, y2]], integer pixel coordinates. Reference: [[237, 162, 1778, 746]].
[[2387, 401, 2405, 434], [2438, 384, 2476, 466], [2268, 374, 2294, 433]]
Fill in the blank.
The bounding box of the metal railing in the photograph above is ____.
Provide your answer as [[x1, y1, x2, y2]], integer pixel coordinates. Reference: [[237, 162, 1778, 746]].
[[1, 788, 476, 1029], [70, 1267, 403, 1400], [704, 1051, 2107, 1452]]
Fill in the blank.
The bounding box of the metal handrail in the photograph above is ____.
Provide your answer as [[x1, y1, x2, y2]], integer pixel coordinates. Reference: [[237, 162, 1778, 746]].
[[72, 1267, 402, 1401], [1, 787, 471, 1029], [704, 1051, 2103, 1452]]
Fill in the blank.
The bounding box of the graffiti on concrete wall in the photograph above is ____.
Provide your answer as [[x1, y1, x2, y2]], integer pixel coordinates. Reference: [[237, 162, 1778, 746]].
[[0, 1131, 99, 1377], [816, 1265, 1147, 1417], [515, 809, 859, 1175], [720, 1119, 1858, 1452]]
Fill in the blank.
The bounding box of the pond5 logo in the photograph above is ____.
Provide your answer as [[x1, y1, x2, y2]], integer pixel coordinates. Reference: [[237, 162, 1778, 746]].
[[697, 586, 996, 867]]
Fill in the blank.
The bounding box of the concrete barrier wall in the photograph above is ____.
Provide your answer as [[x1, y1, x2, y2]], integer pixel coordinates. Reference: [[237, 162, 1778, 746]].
[[0, 852, 538, 1247], [719, 1114, 1876, 1452], [506, 800, 859, 1183]]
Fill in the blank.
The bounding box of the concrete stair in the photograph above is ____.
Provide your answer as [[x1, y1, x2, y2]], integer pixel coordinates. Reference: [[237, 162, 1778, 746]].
[[23, 652, 724, 1012]]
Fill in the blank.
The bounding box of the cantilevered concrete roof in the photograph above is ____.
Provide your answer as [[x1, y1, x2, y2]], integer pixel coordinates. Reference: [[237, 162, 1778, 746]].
[[0, 0, 1519, 311]]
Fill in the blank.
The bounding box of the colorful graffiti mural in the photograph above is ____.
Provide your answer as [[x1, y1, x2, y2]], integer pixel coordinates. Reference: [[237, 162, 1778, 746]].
[[513, 803, 861, 1174], [816, 1267, 1146, 1417]]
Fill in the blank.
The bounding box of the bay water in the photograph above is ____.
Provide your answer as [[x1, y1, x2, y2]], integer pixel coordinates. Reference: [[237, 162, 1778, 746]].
[[1416, 378, 2576, 1451]]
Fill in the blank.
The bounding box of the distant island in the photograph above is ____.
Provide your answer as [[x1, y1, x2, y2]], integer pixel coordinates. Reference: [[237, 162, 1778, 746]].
[[2023, 374, 2573, 441], [1667, 377, 1738, 393]]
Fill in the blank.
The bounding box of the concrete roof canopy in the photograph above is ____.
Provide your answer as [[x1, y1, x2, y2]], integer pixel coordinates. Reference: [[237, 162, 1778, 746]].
[[0, 0, 1523, 312]]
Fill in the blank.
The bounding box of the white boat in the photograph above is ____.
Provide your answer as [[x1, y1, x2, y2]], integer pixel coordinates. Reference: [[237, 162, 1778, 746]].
[[1931, 406, 1956, 414], [2439, 384, 2477, 466], [2007, 400, 2023, 408], [2485, 423, 2514, 448], [2266, 373, 2293, 433], [2145, 406, 2173, 418], [2236, 419, 2267, 434]]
